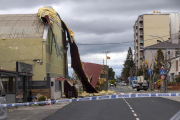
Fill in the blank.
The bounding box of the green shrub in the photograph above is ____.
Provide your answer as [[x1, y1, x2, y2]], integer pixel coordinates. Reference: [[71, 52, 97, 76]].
[[38, 96, 46, 101], [175, 77, 180, 83]]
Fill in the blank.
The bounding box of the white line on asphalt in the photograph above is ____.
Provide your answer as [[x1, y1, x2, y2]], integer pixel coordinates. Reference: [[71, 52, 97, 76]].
[[132, 110, 134, 112], [136, 118, 140, 120], [134, 114, 137, 116], [130, 107, 132, 109]]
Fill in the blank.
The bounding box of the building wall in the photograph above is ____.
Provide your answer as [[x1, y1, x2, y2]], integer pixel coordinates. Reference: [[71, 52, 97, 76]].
[[143, 14, 170, 47], [134, 14, 171, 70], [145, 48, 180, 82], [0, 38, 46, 80], [170, 13, 179, 39], [46, 22, 67, 80]]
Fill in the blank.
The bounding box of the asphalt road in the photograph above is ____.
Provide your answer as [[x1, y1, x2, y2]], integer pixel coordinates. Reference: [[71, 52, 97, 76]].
[[43, 97, 180, 120], [109, 86, 135, 93]]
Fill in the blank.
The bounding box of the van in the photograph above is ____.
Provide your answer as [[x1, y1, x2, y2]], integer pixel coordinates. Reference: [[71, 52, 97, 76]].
[[132, 80, 137, 89]]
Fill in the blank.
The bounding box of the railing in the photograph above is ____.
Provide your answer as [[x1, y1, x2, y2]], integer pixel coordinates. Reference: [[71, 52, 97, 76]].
[[139, 24, 143, 28], [139, 32, 143, 35]]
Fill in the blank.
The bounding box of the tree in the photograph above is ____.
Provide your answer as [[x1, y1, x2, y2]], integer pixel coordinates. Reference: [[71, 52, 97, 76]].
[[108, 67, 115, 80], [121, 47, 135, 82], [136, 69, 143, 76], [152, 48, 172, 92]]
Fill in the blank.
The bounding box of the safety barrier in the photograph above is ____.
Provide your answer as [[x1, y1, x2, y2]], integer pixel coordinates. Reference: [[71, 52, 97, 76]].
[[1, 93, 180, 108]]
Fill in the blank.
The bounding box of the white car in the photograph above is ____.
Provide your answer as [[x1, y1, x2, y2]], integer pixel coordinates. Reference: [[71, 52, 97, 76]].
[[121, 83, 126, 86]]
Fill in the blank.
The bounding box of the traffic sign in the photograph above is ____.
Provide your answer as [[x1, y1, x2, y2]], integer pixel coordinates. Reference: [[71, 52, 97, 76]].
[[160, 75, 166, 80], [160, 70, 165, 75], [161, 65, 165, 70], [148, 69, 152, 75]]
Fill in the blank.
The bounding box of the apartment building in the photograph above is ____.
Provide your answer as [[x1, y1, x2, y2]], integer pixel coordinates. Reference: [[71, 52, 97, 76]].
[[134, 12, 179, 70]]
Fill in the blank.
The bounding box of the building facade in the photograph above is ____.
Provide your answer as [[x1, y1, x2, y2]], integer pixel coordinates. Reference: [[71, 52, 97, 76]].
[[0, 13, 68, 100], [144, 39, 180, 82], [134, 12, 179, 70]]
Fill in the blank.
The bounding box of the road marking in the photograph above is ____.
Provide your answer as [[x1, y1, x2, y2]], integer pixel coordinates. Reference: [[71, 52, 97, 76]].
[[130, 107, 132, 109], [136, 118, 139, 120], [132, 110, 134, 112], [134, 114, 137, 116]]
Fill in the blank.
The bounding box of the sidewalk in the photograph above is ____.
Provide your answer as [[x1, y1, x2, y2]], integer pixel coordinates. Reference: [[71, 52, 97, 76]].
[[7, 100, 71, 120]]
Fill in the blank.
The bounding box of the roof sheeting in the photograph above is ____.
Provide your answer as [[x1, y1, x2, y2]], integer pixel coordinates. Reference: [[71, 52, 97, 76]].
[[83, 62, 103, 87], [0, 14, 44, 39]]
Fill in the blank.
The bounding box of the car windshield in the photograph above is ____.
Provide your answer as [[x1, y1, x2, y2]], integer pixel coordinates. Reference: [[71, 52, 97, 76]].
[[133, 81, 137, 84]]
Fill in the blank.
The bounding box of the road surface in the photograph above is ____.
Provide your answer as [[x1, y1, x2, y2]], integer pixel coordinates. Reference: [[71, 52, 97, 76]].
[[43, 97, 180, 120]]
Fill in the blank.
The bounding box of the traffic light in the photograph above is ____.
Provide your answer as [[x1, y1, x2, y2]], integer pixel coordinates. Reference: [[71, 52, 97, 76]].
[[144, 60, 148, 64]]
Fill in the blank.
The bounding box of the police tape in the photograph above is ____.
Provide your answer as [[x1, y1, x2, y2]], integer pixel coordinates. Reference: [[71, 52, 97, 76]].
[[1, 93, 180, 108]]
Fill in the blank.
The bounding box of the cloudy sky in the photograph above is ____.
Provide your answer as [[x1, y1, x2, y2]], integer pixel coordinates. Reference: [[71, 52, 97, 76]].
[[1, 0, 180, 77]]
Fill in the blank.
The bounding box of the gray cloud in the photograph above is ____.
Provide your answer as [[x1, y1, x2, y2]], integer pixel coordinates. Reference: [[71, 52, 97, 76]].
[[1, 0, 180, 77]]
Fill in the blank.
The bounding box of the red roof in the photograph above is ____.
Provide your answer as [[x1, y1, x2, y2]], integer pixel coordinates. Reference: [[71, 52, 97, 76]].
[[82, 62, 103, 87], [55, 76, 68, 81]]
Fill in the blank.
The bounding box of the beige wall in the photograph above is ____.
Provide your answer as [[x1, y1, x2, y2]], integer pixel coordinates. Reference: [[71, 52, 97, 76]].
[[143, 15, 170, 47], [0, 38, 46, 80]]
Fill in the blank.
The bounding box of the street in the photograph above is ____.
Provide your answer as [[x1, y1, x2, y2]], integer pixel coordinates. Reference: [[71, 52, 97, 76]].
[[7, 86, 180, 120], [43, 97, 180, 120]]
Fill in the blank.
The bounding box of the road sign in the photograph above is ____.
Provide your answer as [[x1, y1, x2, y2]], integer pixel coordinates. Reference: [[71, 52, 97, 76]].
[[148, 69, 152, 75], [160, 70, 165, 75], [161, 65, 165, 70], [160, 75, 166, 80], [133, 77, 137, 80]]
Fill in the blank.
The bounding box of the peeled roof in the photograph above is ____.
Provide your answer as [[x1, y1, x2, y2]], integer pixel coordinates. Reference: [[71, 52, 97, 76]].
[[0, 14, 44, 39], [83, 62, 103, 87]]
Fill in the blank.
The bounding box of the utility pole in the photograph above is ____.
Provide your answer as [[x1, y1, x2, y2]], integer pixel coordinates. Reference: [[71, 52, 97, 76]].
[[103, 51, 110, 65]]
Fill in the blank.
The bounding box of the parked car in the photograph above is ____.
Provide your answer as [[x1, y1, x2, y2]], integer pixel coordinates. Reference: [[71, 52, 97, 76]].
[[121, 82, 127, 86]]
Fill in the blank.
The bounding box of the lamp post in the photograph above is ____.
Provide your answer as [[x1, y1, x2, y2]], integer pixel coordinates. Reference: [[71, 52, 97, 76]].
[[149, 35, 168, 93]]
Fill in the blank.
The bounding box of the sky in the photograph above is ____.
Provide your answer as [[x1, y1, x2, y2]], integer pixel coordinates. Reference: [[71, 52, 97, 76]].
[[1, 0, 180, 77]]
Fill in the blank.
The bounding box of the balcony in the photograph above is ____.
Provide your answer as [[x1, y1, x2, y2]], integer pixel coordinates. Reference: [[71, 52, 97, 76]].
[[139, 24, 143, 28], [140, 46, 144, 50], [139, 17, 143, 22], [139, 32, 143, 36], [140, 39, 144, 43]]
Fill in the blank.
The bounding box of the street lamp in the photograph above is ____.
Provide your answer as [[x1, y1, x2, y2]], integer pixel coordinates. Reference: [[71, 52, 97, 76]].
[[149, 34, 168, 93]]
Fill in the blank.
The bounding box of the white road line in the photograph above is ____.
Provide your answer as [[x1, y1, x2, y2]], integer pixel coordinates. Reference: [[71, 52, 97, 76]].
[[132, 110, 134, 112], [134, 114, 137, 116], [130, 107, 132, 109], [136, 118, 140, 120]]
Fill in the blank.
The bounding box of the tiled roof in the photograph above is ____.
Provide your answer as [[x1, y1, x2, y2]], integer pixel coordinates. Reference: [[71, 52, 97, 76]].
[[146, 41, 180, 49], [83, 62, 103, 87], [0, 14, 44, 39]]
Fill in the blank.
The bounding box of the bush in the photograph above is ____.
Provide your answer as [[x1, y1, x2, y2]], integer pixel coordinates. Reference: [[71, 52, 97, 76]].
[[38, 96, 46, 101], [175, 77, 180, 83]]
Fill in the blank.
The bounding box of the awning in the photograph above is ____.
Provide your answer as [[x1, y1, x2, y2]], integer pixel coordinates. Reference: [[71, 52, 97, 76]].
[[55, 76, 68, 81]]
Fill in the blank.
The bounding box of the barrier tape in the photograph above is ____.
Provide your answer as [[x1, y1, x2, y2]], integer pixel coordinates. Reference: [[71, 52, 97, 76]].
[[1, 93, 180, 108]]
